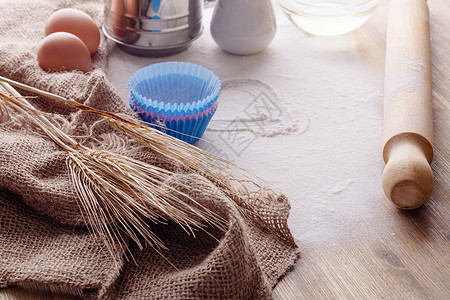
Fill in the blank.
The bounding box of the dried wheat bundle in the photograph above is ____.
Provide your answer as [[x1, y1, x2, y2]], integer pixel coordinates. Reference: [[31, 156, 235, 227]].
[[0, 76, 292, 244], [0, 81, 228, 260]]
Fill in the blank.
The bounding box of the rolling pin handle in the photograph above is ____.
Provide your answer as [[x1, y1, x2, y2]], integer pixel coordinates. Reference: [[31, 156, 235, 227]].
[[382, 134, 434, 210]]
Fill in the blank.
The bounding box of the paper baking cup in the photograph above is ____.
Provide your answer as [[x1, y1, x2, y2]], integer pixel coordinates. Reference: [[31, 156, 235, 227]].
[[129, 91, 219, 118], [129, 62, 221, 144], [130, 96, 218, 144], [129, 93, 219, 119]]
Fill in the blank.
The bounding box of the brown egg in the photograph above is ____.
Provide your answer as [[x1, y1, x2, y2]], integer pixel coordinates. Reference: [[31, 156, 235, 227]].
[[45, 8, 100, 55], [38, 32, 91, 73]]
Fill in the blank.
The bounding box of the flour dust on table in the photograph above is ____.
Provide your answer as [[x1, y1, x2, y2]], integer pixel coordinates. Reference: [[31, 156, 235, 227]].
[[207, 79, 306, 137]]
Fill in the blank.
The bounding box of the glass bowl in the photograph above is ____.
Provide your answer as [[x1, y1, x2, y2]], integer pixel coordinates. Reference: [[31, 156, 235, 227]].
[[276, 0, 379, 36]]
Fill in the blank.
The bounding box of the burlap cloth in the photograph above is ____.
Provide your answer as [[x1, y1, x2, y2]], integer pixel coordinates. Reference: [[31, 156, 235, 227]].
[[0, 0, 300, 299]]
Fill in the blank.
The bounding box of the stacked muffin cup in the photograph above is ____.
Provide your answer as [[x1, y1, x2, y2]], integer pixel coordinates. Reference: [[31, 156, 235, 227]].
[[129, 62, 221, 144]]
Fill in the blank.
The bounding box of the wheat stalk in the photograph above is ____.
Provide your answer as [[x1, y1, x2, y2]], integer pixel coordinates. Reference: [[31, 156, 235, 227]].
[[0, 76, 292, 244], [0, 82, 227, 261], [0, 76, 282, 211]]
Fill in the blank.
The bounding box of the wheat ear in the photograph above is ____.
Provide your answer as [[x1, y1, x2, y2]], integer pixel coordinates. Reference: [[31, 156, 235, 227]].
[[0, 82, 227, 260], [0, 76, 293, 243]]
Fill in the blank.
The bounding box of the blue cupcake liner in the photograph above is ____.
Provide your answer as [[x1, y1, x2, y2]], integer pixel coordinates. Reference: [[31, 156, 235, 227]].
[[129, 91, 217, 118], [128, 62, 220, 144], [128, 62, 221, 116], [130, 95, 219, 120], [131, 96, 218, 144]]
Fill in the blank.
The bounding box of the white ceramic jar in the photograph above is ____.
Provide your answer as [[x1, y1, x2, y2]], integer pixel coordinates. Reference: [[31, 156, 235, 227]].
[[210, 0, 277, 55]]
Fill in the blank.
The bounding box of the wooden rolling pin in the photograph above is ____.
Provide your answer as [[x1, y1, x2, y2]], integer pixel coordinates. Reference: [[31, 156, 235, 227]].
[[382, 0, 434, 210]]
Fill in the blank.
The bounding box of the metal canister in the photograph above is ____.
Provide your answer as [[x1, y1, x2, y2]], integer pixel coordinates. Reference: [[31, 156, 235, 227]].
[[103, 0, 203, 56]]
